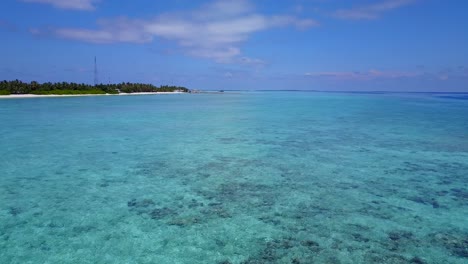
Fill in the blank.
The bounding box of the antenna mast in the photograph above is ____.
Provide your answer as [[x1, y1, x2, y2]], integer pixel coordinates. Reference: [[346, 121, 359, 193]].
[[94, 56, 99, 86]]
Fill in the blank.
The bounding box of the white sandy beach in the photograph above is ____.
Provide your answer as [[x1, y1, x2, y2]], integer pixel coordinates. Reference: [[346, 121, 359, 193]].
[[0, 92, 184, 99]]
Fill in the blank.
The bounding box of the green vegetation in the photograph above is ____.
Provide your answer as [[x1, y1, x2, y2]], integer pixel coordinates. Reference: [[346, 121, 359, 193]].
[[0, 89, 10, 95], [33, 89, 107, 95], [0, 80, 189, 95]]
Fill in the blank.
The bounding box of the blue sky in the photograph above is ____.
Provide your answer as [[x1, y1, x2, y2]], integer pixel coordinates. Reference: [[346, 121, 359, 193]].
[[0, 0, 467, 91]]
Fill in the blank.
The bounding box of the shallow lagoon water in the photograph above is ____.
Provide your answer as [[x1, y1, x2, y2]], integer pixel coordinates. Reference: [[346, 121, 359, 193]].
[[0, 92, 467, 263]]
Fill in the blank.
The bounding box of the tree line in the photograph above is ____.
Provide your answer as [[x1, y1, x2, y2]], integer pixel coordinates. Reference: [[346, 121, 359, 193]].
[[0, 80, 189, 95]]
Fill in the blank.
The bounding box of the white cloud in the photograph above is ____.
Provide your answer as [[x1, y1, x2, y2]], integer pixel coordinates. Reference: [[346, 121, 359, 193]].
[[237, 56, 267, 68], [32, 0, 318, 63], [304, 69, 421, 80], [54, 17, 153, 44], [333, 0, 416, 20], [20, 0, 99, 10], [304, 67, 468, 82]]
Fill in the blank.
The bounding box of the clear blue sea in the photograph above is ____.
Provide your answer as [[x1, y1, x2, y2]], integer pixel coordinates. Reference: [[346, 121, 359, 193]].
[[1, 92, 467, 264]]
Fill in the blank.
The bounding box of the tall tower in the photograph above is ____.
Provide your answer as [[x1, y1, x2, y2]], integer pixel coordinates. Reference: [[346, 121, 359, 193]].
[[94, 56, 99, 86]]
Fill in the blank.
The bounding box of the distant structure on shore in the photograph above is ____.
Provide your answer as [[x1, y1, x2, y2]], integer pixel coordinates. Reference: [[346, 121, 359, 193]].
[[94, 56, 99, 86]]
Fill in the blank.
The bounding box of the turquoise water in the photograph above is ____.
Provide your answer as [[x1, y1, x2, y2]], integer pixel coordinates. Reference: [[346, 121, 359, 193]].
[[0, 92, 467, 264]]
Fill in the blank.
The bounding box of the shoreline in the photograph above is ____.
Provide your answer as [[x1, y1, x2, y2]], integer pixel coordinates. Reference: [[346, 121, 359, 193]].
[[0, 92, 185, 99]]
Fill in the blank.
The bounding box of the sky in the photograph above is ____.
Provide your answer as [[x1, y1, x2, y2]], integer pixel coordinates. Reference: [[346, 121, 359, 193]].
[[0, 0, 467, 91]]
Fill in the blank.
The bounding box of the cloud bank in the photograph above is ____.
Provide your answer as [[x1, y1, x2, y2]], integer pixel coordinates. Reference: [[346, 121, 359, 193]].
[[30, 0, 318, 62], [333, 0, 416, 20], [20, 0, 99, 10], [304, 69, 421, 81], [305, 67, 468, 82]]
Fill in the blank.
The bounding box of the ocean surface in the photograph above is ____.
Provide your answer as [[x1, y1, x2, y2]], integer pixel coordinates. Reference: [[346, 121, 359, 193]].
[[0, 92, 467, 264]]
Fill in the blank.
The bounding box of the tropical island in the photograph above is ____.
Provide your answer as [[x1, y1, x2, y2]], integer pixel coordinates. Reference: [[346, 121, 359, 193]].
[[0, 80, 190, 96]]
